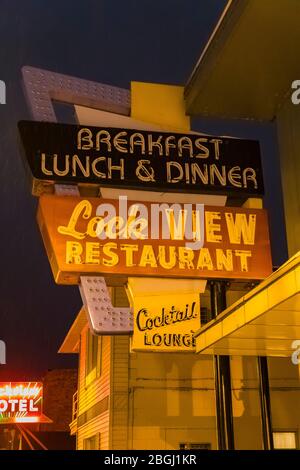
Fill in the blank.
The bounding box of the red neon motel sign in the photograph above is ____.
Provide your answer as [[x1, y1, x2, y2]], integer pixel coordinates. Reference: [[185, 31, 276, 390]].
[[0, 382, 43, 423]]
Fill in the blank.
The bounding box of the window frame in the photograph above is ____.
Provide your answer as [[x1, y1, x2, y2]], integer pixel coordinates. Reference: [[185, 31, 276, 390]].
[[273, 430, 298, 450], [85, 329, 102, 387], [83, 433, 101, 450]]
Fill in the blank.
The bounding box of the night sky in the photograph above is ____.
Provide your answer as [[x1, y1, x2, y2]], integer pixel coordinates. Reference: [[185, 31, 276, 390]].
[[0, 0, 287, 380]]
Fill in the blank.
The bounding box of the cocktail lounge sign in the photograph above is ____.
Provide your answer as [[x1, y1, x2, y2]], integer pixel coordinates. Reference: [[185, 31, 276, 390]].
[[126, 278, 206, 353], [37, 195, 272, 284], [129, 290, 201, 353], [18, 120, 264, 196]]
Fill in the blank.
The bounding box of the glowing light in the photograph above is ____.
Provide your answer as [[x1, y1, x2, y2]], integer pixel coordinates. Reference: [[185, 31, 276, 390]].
[[0, 382, 43, 423], [14, 417, 39, 423], [0, 382, 42, 398]]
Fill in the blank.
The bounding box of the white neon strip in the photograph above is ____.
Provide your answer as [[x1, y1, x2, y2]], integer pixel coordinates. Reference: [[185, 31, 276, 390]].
[[14, 417, 39, 423]]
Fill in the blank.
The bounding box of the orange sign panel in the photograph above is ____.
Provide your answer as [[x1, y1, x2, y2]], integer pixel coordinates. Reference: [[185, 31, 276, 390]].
[[37, 195, 272, 284]]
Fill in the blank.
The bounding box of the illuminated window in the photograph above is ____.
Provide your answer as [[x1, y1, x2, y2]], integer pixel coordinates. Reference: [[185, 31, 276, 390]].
[[273, 431, 297, 449], [85, 330, 102, 385], [83, 433, 100, 450], [86, 330, 98, 375]]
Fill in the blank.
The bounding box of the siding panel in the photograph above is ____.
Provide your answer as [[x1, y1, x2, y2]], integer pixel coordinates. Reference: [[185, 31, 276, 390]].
[[76, 325, 111, 449], [111, 336, 130, 450]]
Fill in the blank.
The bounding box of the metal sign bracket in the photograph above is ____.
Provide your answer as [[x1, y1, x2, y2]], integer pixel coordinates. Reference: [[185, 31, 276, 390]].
[[53, 184, 133, 335], [80, 276, 133, 335]]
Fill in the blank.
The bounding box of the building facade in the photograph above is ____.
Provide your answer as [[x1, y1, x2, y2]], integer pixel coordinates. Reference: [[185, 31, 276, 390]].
[[61, 292, 300, 450], [24, 0, 300, 450]]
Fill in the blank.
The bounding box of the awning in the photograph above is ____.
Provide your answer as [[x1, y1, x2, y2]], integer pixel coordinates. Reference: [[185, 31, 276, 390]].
[[185, 0, 300, 120], [194, 252, 300, 356]]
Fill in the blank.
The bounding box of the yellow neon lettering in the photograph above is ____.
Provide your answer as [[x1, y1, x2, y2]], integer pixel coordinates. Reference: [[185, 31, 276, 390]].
[[158, 246, 176, 269], [196, 248, 214, 270], [58, 200, 92, 240], [66, 241, 83, 264], [85, 242, 100, 264], [235, 250, 252, 271], [226, 213, 256, 245], [139, 245, 158, 267], [102, 242, 119, 267], [216, 249, 233, 271], [120, 244, 138, 266], [178, 247, 194, 269], [205, 211, 222, 243]]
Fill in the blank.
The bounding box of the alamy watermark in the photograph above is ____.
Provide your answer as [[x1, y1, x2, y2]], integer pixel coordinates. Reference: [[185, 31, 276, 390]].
[[291, 340, 300, 365], [291, 80, 300, 105], [95, 196, 205, 250], [0, 80, 6, 104], [0, 340, 6, 364], [60, 196, 205, 250]]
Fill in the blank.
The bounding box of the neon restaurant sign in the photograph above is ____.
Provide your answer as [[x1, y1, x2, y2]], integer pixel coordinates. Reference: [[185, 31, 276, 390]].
[[0, 382, 43, 423], [37, 195, 272, 284], [18, 121, 264, 196]]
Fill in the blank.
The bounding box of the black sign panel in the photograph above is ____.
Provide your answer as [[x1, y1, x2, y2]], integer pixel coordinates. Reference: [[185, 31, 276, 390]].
[[18, 120, 264, 196]]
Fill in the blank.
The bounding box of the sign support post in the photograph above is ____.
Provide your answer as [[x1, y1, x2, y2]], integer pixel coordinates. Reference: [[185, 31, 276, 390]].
[[210, 281, 235, 450], [257, 356, 274, 450]]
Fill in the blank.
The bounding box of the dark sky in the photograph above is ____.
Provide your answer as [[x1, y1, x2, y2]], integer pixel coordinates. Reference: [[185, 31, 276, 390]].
[[0, 0, 287, 380]]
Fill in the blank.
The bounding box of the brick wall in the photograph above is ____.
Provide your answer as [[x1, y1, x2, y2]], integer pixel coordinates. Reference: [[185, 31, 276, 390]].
[[41, 369, 77, 432]]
